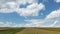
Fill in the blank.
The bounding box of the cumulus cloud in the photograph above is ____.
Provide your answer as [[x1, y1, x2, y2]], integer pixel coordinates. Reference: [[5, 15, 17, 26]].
[[0, 8, 60, 27], [55, 0, 60, 2], [0, 0, 45, 27], [46, 8, 60, 19], [17, 0, 37, 4], [23, 8, 60, 27], [0, 22, 14, 27], [44, 8, 60, 27], [0, 19, 44, 27], [0, 21, 24, 27], [0, 0, 16, 13], [16, 3, 45, 17], [23, 19, 44, 27], [0, 0, 45, 17], [1, 0, 60, 27]]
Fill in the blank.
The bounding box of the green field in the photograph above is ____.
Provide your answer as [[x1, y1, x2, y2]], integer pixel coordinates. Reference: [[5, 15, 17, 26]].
[[0, 28, 25, 34], [0, 28, 60, 34]]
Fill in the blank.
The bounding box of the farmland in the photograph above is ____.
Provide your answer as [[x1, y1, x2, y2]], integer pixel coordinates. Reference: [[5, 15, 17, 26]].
[[0, 27, 25, 34], [0, 27, 60, 34]]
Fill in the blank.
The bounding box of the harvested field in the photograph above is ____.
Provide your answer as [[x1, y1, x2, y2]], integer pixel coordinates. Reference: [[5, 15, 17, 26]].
[[0, 28, 60, 34]]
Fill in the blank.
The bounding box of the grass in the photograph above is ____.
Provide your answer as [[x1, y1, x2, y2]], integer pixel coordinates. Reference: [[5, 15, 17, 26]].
[[0, 28, 25, 34]]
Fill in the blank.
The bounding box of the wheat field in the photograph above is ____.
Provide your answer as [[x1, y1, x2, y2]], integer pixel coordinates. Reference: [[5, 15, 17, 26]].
[[0, 28, 60, 34]]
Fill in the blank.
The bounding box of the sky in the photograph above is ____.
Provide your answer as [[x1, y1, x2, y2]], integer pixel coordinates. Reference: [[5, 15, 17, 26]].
[[0, 0, 60, 27]]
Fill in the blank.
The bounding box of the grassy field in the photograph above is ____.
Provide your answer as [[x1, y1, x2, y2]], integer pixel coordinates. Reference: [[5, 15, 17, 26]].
[[0, 28, 60, 34], [0, 28, 25, 34]]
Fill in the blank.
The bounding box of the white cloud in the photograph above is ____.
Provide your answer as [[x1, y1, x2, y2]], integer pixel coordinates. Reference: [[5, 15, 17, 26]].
[[55, 0, 60, 2], [0, 21, 42, 27], [0, 1, 16, 13], [53, 21, 60, 27], [45, 8, 60, 19], [25, 19, 43, 24], [24, 19, 44, 27], [24, 8, 60, 27], [24, 19, 57, 27], [0, 19, 44, 27], [17, 0, 37, 4], [22, 8, 60, 27], [1, 0, 60, 27], [44, 8, 60, 27], [1, 8, 60, 27], [0, 22, 23, 27], [0, 22, 13, 27], [0, 0, 45, 17], [16, 3, 45, 17]]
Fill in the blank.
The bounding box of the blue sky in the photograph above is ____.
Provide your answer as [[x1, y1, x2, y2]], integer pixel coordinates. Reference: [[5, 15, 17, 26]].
[[0, 0, 60, 27]]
